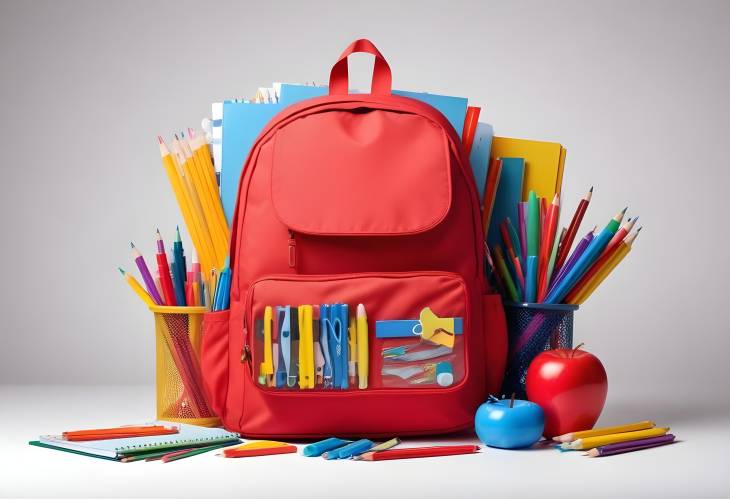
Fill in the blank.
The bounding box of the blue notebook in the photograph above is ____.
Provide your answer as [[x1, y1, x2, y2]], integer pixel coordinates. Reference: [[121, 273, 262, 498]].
[[487, 157, 525, 249], [469, 122, 494, 202]]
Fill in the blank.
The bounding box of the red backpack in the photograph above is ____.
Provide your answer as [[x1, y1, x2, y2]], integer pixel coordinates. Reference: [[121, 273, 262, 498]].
[[201, 39, 507, 438]]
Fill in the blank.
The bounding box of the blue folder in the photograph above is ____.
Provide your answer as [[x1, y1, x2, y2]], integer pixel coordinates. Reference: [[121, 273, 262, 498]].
[[221, 85, 469, 224], [469, 122, 494, 202]]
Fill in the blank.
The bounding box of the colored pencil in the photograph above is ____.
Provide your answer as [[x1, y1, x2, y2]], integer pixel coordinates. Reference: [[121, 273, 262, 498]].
[[461, 106, 481, 155], [155, 229, 177, 306], [119, 267, 155, 307], [554, 187, 592, 272], [585, 434, 675, 457], [603, 216, 638, 256], [493, 245, 519, 302], [130, 243, 163, 305], [175, 134, 216, 273], [518, 202, 527, 262], [537, 194, 560, 301], [546, 227, 596, 299], [561, 427, 670, 450], [482, 159, 503, 233], [553, 420, 656, 443], [567, 228, 641, 305], [545, 207, 626, 304], [162, 441, 240, 462], [158, 137, 213, 277], [527, 191, 539, 258], [506, 217, 523, 267], [357, 445, 480, 461], [63, 425, 177, 441], [546, 227, 565, 289]]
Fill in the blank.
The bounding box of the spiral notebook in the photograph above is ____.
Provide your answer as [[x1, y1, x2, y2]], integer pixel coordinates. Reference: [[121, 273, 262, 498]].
[[30, 422, 240, 460]]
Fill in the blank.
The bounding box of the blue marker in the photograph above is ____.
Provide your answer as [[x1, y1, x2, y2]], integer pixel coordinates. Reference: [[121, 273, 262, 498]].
[[323, 439, 374, 460], [525, 255, 537, 303], [303, 437, 352, 457]]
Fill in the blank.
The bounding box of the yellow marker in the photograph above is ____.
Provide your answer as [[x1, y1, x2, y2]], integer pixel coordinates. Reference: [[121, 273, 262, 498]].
[[553, 420, 656, 443], [348, 317, 357, 386], [298, 305, 314, 389], [118, 268, 155, 307], [257, 306, 274, 385], [561, 427, 670, 450], [356, 304, 369, 389]]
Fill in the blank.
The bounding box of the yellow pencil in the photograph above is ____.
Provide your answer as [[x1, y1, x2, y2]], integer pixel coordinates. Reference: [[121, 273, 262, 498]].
[[190, 132, 229, 242], [553, 420, 656, 443], [159, 137, 214, 275], [181, 137, 227, 265], [119, 267, 155, 307], [172, 135, 216, 273], [572, 228, 641, 304], [356, 304, 369, 389], [561, 427, 670, 450]]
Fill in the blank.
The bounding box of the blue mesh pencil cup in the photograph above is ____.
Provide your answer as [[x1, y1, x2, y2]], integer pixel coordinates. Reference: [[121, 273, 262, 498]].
[[501, 302, 578, 399]]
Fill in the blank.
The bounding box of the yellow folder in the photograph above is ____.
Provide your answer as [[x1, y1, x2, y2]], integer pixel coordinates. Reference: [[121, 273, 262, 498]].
[[491, 137, 566, 201]]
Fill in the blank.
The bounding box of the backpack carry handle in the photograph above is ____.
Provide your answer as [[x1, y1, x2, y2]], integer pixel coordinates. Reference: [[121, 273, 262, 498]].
[[329, 39, 392, 96]]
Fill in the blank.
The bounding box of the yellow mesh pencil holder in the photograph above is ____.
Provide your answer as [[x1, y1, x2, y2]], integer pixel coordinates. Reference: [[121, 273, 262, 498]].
[[150, 305, 220, 427]]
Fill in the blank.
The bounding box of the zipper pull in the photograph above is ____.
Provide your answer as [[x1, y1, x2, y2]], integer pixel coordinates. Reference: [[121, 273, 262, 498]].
[[288, 230, 297, 269]]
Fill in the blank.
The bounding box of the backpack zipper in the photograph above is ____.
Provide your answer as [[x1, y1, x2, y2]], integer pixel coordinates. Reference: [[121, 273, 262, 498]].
[[288, 230, 297, 269]]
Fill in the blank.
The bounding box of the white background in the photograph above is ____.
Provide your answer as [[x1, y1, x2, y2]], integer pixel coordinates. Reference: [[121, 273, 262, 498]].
[[1, 0, 728, 497]]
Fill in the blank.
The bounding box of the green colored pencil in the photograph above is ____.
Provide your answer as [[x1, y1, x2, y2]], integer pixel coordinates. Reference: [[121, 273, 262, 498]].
[[161, 441, 239, 463], [527, 191, 539, 257], [493, 245, 519, 302], [545, 227, 565, 289]]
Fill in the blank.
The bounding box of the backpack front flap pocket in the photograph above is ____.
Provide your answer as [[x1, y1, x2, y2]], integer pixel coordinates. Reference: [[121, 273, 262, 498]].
[[237, 271, 479, 438], [270, 109, 452, 236]]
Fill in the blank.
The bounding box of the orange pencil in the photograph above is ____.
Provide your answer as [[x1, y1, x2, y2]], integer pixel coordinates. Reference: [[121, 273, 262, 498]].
[[461, 106, 481, 155], [537, 194, 560, 301]]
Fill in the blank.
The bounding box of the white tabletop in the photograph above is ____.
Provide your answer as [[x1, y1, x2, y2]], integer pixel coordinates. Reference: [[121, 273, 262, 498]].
[[2, 385, 727, 498]]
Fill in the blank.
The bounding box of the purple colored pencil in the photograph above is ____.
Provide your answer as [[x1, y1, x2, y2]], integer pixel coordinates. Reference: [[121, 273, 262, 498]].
[[518, 202, 527, 262], [547, 228, 595, 295], [587, 434, 676, 457], [131, 242, 164, 305]]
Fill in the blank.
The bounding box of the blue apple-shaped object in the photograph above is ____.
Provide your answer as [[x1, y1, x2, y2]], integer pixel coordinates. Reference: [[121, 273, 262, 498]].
[[475, 395, 545, 449]]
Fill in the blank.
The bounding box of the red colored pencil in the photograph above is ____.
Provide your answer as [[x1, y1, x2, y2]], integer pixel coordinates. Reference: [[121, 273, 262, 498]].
[[482, 159, 502, 233], [155, 229, 177, 306], [537, 194, 560, 301], [602, 216, 637, 256], [358, 445, 480, 461], [555, 187, 593, 272], [461, 106, 481, 155]]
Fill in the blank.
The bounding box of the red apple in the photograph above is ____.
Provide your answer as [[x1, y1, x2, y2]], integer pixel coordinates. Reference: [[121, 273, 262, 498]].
[[525, 345, 607, 438]]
